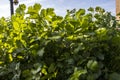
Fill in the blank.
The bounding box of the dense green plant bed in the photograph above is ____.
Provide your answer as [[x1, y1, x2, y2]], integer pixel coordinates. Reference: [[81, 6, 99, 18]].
[[0, 3, 120, 80]]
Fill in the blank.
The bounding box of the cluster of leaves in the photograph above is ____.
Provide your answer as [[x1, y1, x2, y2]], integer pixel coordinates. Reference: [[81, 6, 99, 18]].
[[0, 3, 120, 80]]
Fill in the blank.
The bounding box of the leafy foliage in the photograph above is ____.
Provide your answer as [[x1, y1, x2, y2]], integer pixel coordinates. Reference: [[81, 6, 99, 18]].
[[0, 3, 120, 80]]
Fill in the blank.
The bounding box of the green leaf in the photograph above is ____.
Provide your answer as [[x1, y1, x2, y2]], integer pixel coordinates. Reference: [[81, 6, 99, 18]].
[[88, 7, 94, 12], [75, 9, 85, 18], [22, 70, 32, 78], [96, 53, 104, 60], [31, 63, 42, 74], [13, 21, 20, 31], [33, 3, 41, 11], [87, 60, 99, 71], [70, 68, 87, 80], [15, 4, 26, 14], [87, 75, 95, 80], [46, 8, 55, 16], [41, 68, 47, 75], [109, 73, 120, 80], [8, 54, 13, 62], [37, 48, 45, 57], [95, 6, 101, 12], [65, 22, 74, 32], [48, 63, 56, 73], [40, 9, 46, 17], [95, 6, 104, 13]]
